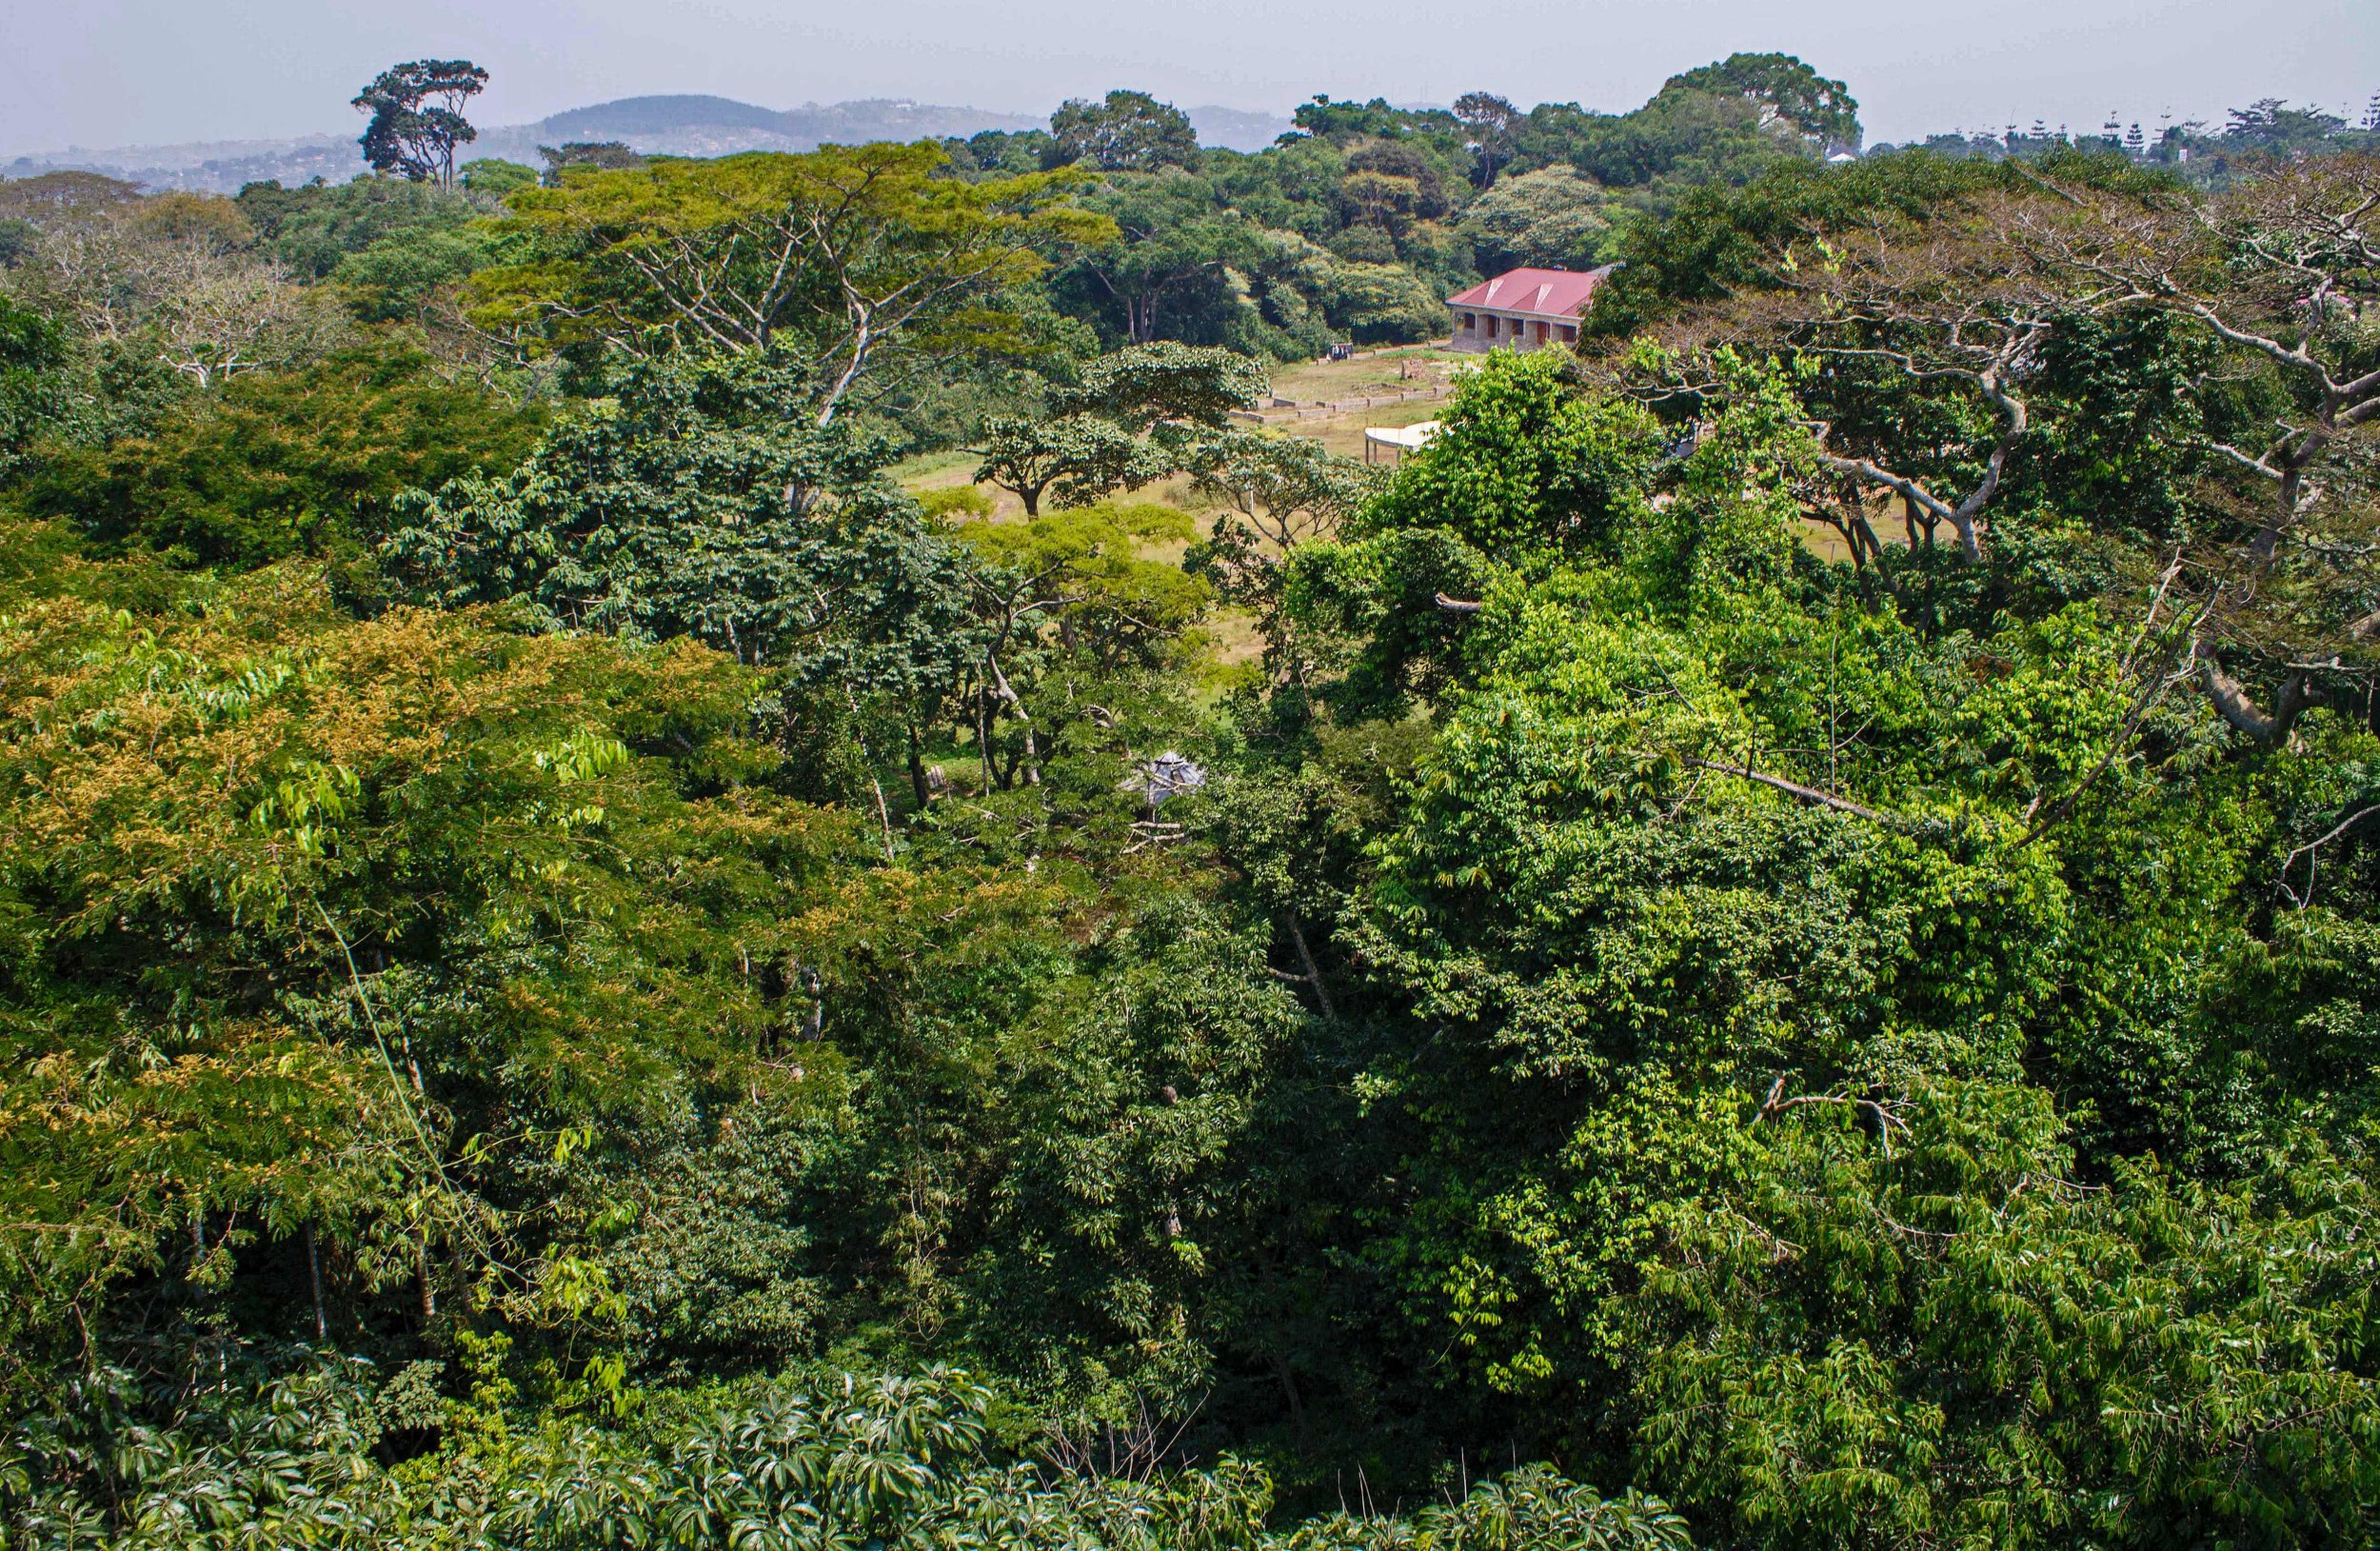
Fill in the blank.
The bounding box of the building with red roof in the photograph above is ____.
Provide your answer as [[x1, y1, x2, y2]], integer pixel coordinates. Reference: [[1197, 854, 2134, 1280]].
[[1446, 265, 1616, 352]]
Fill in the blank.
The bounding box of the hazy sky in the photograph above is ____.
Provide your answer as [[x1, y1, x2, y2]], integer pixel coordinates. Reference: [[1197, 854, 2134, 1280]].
[[5, 0, 2374, 155]]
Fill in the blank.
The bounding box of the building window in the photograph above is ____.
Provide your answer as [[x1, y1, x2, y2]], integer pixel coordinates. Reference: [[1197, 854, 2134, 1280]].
[[1559, 324, 1577, 342], [1461, 311, 1477, 329]]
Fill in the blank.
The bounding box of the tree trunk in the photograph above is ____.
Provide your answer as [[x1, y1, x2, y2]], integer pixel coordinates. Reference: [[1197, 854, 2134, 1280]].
[[1286, 917, 1336, 1019], [976, 687, 1000, 793], [986, 654, 1041, 787], [844, 688, 897, 863], [2202, 662, 2320, 748], [307, 1227, 327, 1341], [907, 722, 931, 810]]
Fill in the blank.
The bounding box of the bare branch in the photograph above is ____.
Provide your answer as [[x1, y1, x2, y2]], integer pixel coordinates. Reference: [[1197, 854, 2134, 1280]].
[[1683, 755, 1893, 824]]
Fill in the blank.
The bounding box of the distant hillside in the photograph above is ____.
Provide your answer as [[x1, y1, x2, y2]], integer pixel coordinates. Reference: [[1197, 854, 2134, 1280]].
[[1, 133, 367, 194], [533, 94, 797, 138], [485, 95, 1047, 162], [0, 94, 1295, 193]]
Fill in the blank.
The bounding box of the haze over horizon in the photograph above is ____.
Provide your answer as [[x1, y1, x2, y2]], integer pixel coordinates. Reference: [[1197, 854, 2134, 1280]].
[[5, 0, 2374, 159]]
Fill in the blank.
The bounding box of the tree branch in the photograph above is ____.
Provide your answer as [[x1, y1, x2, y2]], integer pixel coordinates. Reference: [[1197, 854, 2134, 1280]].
[[1683, 755, 1892, 823]]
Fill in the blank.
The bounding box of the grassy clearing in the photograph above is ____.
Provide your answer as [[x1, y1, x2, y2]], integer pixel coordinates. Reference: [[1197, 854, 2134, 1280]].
[[888, 447, 981, 487], [1306, 397, 1446, 460], [1268, 344, 1466, 403], [883, 359, 1447, 684]]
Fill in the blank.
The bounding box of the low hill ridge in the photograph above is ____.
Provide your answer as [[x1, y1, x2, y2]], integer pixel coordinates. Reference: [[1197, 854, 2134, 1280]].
[[2, 95, 1293, 192]]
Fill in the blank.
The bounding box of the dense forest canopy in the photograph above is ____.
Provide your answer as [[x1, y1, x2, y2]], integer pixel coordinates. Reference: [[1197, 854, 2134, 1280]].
[[0, 51, 2376, 1551]]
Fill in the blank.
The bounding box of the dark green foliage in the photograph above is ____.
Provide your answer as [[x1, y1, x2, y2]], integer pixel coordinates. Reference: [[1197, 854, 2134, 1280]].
[[0, 292, 69, 476], [1061, 341, 1270, 430], [1661, 52, 1862, 150], [539, 140, 648, 183], [17, 347, 544, 571], [1357, 348, 1659, 559], [1584, 148, 2163, 338], [387, 356, 983, 701], [972, 412, 1166, 514], [461, 157, 540, 196], [1634, 1082, 2380, 1549], [1048, 90, 1201, 172], [234, 175, 503, 320], [1052, 170, 1274, 348], [352, 59, 488, 188], [1459, 166, 1619, 271], [958, 898, 1303, 1414]]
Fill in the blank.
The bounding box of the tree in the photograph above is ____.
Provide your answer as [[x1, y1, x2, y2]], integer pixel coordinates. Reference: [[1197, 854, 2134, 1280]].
[[1362, 347, 1660, 560], [1293, 95, 1462, 143], [352, 59, 489, 189], [1459, 164, 1618, 271], [2222, 98, 2353, 154], [0, 551, 851, 1400], [1060, 339, 1270, 430], [0, 293, 69, 476], [2021, 152, 2380, 744], [1504, 89, 1815, 200], [969, 412, 1165, 514], [1047, 89, 1200, 172], [0, 170, 141, 229], [1607, 149, 2378, 743], [1661, 52, 1861, 152], [21, 346, 545, 570], [147, 247, 353, 387], [1632, 1081, 2380, 1549], [468, 144, 1111, 422], [1186, 430, 1377, 686], [1285, 240, 1451, 343], [948, 499, 1210, 788], [1188, 428, 1374, 554], [1346, 140, 1456, 219], [1290, 349, 1661, 714], [1054, 171, 1267, 345], [460, 158, 539, 196], [1456, 91, 1522, 187], [538, 140, 646, 185], [387, 357, 980, 686], [969, 342, 1265, 517], [7, 187, 351, 389], [1630, 184, 2086, 565], [236, 175, 486, 281]]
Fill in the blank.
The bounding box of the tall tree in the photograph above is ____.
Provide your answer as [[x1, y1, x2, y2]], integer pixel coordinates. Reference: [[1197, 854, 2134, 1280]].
[[352, 60, 489, 189], [1046, 89, 1200, 172], [1054, 173, 1265, 345], [1455, 91, 1521, 188], [1660, 52, 1861, 152], [468, 145, 1111, 422]]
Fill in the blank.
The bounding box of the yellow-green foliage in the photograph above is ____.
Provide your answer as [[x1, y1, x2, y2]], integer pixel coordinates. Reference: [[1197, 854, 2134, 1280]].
[[961, 500, 1210, 668], [466, 144, 1115, 370], [0, 563, 846, 1385], [917, 484, 995, 520]]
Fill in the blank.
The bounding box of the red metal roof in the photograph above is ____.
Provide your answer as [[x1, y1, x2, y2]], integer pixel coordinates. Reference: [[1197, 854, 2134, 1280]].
[[1446, 265, 1614, 319]]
